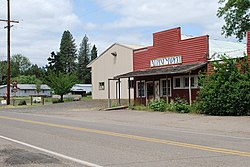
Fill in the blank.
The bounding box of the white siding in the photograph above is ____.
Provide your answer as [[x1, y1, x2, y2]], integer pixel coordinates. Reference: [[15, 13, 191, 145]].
[[90, 44, 135, 99]]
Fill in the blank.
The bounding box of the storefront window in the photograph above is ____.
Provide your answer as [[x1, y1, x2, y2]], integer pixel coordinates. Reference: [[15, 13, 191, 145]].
[[183, 77, 195, 87], [174, 77, 181, 88], [184, 77, 189, 87], [161, 79, 171, 96], [136, 81, 145, 97]]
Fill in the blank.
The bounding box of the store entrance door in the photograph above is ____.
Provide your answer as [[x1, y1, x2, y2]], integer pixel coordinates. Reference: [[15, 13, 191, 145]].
[[146, 82, 154, 104]]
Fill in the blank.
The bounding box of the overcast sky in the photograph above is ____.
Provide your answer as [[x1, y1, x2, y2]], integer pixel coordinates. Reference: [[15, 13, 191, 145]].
[[0, 0, 245, 67]]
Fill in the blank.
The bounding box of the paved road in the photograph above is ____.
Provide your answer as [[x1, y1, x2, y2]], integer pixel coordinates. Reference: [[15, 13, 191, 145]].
[[0, 102, 249, 167]]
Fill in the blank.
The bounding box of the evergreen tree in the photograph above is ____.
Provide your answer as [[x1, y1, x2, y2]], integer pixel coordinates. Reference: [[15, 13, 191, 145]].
[[47, 51, 63, 73], [78, 35, 91, 83], [58, 30, 77, 73], [91, 45, 98, 61]]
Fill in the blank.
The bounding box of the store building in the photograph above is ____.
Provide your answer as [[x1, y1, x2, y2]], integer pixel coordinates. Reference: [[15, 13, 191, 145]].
[[87, 43, 145, 100], [115, 27, 247, 105]]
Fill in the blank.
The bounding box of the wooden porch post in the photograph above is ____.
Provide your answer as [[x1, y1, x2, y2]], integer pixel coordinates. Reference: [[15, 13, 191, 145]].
[[118, 78, 121, 105], [166, 76, 169, 104], [108, 79, 111, 107], [153, 77, 155, 100], [189, 72, 192, 105], [140, 80, 142, 105], [128, 77, 131, 106]]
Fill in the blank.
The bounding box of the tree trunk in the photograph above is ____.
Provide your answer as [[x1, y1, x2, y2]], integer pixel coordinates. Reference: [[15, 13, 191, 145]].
[[60, 94, 64, 102]]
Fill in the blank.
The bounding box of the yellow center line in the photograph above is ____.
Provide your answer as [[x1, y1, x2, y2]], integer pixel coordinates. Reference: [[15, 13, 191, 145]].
[[0, 115, 249, 157]]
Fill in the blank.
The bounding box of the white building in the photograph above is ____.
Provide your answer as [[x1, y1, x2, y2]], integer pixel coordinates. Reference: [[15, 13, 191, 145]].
[[87, 43, 145, 99], [70, 84, 92, 95], [0, 84, 51, 97]]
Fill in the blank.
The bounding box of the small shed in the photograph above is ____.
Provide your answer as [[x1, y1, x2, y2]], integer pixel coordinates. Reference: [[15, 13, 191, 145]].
[[70, 84, 92, 96]]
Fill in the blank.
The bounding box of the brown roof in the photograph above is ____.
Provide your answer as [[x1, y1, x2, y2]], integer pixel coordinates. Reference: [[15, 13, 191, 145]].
[[114, 62, 207, 79]]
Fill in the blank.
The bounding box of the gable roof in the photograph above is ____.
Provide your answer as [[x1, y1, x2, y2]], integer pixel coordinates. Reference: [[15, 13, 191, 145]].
[[87, 43, 146, 68], [181, 34, 246, 60]]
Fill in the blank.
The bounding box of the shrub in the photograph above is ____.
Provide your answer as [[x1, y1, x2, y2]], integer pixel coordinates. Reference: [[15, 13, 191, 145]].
[[196, 55, 250, 116], [166, 98, 191, 113], [18, 100, 27, 105], [149, 99, 167, 112]]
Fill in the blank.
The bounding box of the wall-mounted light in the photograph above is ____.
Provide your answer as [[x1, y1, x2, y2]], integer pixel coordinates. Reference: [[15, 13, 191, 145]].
[[111, 52, 117, 57]]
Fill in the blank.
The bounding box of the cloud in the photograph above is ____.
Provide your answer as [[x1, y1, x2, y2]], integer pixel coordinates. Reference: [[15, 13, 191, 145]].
[[0, 0, 82, 66], [0, 0, 243, 67], [96, 0, 221, 29]]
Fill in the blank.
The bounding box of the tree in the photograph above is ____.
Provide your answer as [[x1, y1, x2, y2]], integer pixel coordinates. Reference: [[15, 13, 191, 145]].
[[36, 80, 42, 95], [11, 54, 31, 77], [46, 72, 77, 102], [58, 31, 77, 73], [217, 0, 250, 41], [24, 64, 46, 80], [11, 75, 42, 84], [196, 55, 250, 116], [78, 35, 91, 83], [0, 60, 7, 84], [91, 45, 98, 61]]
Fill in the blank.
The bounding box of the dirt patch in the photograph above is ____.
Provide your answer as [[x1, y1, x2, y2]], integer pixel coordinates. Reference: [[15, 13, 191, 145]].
[[0, 148, 60, 166]]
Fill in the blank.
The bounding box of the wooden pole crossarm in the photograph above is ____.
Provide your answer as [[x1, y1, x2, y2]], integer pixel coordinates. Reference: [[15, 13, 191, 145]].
[[0, 19, 19, 23]]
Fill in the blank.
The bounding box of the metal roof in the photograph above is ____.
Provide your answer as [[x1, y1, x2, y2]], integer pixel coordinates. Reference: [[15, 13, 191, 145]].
[[209, 39, 246, 61], [0, 84, 51, 90], [181, 34, 246, 60], [71, 84, 92, 91], [114, 62, 207, 79]]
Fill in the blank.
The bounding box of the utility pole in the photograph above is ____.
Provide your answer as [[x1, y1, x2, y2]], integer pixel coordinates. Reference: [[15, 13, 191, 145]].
[[0, 0, 19, 105], [7, 0, 11, 105]]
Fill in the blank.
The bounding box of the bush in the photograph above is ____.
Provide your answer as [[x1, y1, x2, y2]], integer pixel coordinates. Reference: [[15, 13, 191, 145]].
[[196, 55, 250, 116], [166, 98, 191, 113], [18, 100, 27, 105], [149, 99, 167, 112]]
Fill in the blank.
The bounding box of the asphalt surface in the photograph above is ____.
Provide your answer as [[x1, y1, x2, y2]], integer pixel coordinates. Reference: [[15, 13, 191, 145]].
[[0, 101, 249, 167]]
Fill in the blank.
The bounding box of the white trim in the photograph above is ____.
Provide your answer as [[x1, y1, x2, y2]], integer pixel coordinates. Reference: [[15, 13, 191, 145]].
[[160, 78, 172, 97], [136, 80, 145, 97]]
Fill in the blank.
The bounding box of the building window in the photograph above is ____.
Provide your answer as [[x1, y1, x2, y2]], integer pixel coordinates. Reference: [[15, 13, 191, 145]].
[[99, 82, 105, 90], [173, 75, 198, 89], [136, 81, 145, 97], [24, 90, 27, 93], [191, 77, 195, 87], [128, 79, 134, 89], [160, 79, 171, 96], [183, 77, 195, 87], [174, 77, 181, 88], [183, 77, 189, 87]]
